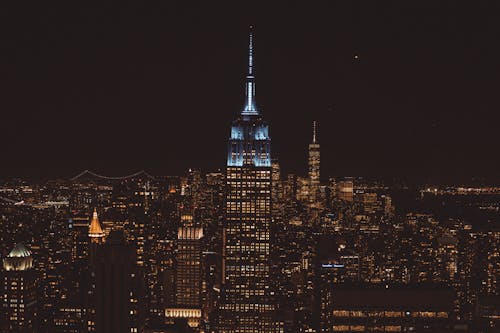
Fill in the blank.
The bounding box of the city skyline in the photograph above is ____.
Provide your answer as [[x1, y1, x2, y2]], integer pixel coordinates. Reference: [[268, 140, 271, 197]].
[[1, 2, 499, 180], [0, 8, 499, 331]]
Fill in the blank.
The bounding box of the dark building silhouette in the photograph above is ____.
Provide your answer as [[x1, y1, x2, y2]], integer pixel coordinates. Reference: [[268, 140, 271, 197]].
[[477, 295, 500, 332], [321, 286, 455, 332], [91, 230, 144, 333]]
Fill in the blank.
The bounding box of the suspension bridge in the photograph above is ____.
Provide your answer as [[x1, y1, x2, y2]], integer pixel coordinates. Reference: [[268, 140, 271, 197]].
[[0, 196, 24, 205], [70, 170, 155, 181]]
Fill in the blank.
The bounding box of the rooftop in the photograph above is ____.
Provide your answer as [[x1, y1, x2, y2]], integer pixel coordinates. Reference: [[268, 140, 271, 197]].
[[8, 243, 31, 258]]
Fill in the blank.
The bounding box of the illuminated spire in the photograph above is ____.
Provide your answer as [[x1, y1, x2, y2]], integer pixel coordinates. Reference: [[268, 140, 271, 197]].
[[248, 27, 254, 76], [242, 26, 258, 115], [313, 121, 318, 143], [89, 208, 104, 239]]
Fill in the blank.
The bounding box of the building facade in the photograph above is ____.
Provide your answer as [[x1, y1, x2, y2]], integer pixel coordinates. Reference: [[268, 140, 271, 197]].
[[165, 226, 204, 329]]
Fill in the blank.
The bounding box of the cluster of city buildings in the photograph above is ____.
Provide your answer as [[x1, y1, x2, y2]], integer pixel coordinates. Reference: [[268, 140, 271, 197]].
[[0, 31, 499, 333]]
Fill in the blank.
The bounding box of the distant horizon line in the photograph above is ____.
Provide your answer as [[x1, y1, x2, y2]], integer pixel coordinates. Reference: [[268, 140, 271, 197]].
[[0, 169, 497, 186]]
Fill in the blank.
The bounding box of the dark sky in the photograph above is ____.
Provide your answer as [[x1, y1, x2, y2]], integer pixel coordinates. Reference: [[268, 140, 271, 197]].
[[1, 1, 499, 181]]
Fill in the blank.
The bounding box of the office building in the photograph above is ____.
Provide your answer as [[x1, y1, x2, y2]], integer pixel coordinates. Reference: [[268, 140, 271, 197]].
[[218, 29, 278, 333]]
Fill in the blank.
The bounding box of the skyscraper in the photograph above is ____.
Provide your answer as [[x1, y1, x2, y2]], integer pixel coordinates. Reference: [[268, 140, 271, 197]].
[[87, 208, 105, 332], [165, 226, 204, 329], [308, 121, 320, 206], [1, 243, 38, 333], [176, 228, 203, 308], [69, 216, 91, 301], [218, 29, 277, 333], [92, 230, 144, 333]]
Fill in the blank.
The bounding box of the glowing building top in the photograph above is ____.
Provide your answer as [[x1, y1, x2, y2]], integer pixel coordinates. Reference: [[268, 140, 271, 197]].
[[227, 27, 271, 167], [3, 243, 33, 271], [89, 208, 105, 239]]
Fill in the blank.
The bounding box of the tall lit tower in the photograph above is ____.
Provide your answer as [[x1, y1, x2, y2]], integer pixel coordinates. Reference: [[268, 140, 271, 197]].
[[219, 28, 277, 333], [87, 208, 105, 332], [308, 121, 320, 205]]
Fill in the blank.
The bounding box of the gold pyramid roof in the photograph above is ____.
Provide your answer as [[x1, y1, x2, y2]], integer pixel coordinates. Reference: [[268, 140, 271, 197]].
[[89, 208, 104, 237]]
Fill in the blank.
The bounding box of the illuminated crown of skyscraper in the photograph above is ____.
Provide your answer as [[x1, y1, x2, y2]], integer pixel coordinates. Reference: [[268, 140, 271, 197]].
[[89, 208, 105, 238], [227, 27, 271, 167], [3, 243, 33, 271]]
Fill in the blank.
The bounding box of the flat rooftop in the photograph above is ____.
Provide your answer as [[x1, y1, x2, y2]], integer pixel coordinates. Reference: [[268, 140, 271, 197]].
[[332, 286, 454, 309]]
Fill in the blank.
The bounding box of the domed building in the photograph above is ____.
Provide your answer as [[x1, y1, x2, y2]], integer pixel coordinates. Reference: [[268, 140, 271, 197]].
[[3, 242, 34, 271], [1, 243, 38, 332]]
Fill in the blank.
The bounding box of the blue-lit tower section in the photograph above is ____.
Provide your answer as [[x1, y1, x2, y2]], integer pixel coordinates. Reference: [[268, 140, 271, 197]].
[[227, 29, 271, 168], [227, 121, 271, 167], [219, 29, 278, 333]]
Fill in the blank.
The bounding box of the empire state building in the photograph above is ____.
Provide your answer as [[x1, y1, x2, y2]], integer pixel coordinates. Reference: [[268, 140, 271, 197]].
[[218, 29, 278, 333]]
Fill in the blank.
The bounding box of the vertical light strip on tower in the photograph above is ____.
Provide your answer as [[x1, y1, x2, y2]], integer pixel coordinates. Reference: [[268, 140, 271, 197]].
[[309, 121, 321, 205], [313, 120, 317, 144], [242, 26, 258, 115]]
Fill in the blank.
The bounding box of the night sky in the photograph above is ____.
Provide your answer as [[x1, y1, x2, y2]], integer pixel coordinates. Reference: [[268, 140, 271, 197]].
[[1, 2, 499, 181]]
